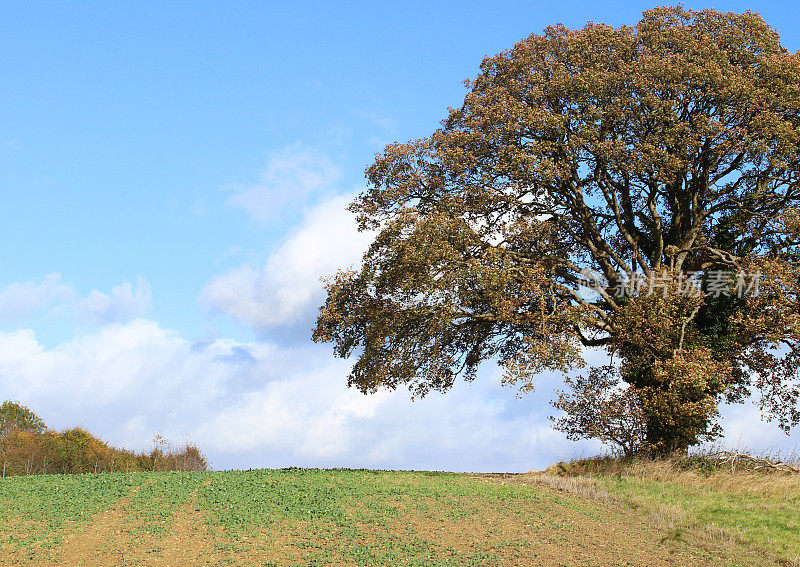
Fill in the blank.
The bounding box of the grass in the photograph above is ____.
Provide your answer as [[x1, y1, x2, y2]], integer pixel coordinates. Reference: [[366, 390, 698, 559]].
[[0, 467, 788, 566], [539, 455, 800, 565]]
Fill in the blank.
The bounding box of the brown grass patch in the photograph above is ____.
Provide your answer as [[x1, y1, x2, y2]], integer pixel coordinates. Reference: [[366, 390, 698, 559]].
[[544, 456, 800, 497]]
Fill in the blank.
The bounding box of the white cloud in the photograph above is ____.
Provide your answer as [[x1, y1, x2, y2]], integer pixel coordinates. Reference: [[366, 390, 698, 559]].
[[0, 273, 75, 322], [717, 401, 800, 454], [0, 320, 263, 444], [201, 194, 374, 329], [77, 277, 152, 324], [0, 274, 152, 328], [0, 329, 45, 369], [0, 319, 596, 472], [226, 144, 341, 223]]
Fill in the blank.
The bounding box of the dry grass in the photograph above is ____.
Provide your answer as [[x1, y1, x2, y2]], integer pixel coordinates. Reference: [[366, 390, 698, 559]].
[[646, 503, 693, 531], [538, 451, 800, 565], [525, 471, 694, 531], [522, 472, 619, 503], [543, 451, 800, 497]]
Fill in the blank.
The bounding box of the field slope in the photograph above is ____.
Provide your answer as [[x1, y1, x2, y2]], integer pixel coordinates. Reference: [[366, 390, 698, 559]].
[[0, 469, 780, 566]]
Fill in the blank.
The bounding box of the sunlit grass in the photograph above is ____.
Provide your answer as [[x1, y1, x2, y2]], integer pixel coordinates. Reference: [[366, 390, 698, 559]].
[[545, 455, 800, 563]]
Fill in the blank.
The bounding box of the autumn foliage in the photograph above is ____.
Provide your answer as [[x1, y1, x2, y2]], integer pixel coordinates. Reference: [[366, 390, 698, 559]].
[[0, 401, 207, 477], [315, 7, 800, 455], [551, 365, 647, 457]]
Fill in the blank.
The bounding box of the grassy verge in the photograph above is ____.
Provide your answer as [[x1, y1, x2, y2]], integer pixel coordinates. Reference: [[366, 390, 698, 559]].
[[540, 455, 800, 565]]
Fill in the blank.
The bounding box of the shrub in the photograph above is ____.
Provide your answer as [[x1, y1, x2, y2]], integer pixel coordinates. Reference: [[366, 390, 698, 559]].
[[0, 400, 209, 476], [550, 365, 647, 457]]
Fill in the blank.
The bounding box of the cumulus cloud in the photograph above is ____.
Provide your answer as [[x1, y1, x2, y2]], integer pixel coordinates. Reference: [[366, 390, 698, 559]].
[[716, 400, 800, 453], [0, 273, 76, 322], [226, 144, 341, 223], [0, 318, 613, 472], [201, 194, 374, 330], [77, 277, 152, 324], [0, 274, 153, 328], [0, 320, 264, 447]]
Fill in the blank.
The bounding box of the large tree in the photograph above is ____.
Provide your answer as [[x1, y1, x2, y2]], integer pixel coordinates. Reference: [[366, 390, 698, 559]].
[[314, 6, 800, 455]]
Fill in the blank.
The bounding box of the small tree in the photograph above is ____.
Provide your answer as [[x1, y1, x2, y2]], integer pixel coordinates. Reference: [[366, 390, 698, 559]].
[[0, 401, 45, 477], [551, 365, 647, 457], [0, 400, 45, 435]]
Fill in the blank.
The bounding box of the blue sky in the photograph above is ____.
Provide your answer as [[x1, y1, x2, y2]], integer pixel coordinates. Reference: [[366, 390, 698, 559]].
[[1, 1, 799, 471]]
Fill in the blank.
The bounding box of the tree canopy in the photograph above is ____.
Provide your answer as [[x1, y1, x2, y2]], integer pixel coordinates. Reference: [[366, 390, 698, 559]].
[[0, 401, 45, 436], [314, 6, 800, 454]]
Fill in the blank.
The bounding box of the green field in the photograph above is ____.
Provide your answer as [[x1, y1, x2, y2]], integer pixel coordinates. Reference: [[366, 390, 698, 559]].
[[0, 468, 788, 566]]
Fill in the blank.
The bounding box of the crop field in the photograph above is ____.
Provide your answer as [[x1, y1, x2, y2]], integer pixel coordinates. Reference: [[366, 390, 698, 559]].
[[0, 468, 785, 566]]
